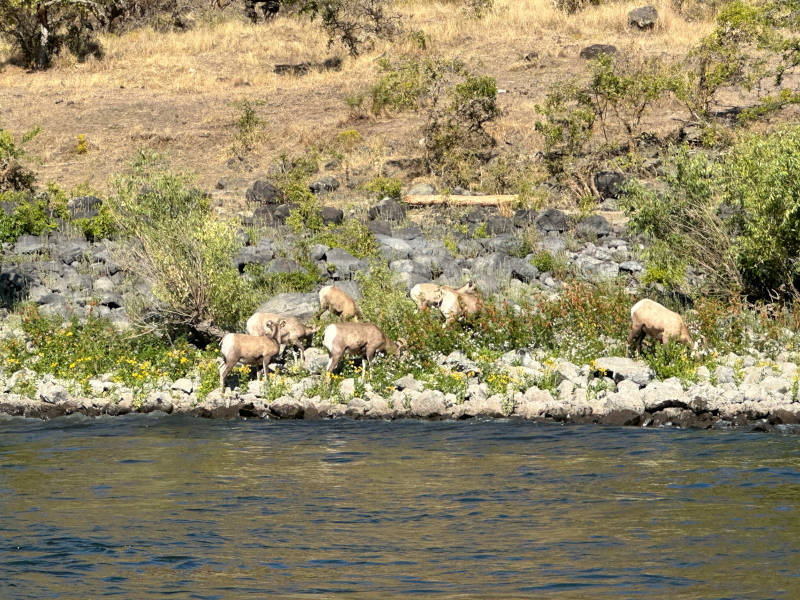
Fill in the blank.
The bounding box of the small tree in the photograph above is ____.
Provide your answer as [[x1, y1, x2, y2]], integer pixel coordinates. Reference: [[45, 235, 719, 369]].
[[107, 152, 257, 334], [422, 74, 500, 187], [0, 0, 104, 69], [282, 0, 400, 56]]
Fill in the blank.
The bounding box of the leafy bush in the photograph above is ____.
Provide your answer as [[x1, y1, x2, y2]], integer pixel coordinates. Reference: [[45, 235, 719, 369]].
[[534, 81, 595, 176], [107, 153, 257, 331], [554, 0, 602, 13], [72, 205, 116, 242], [621, 146, 740, 297], [244, 263, 322, 297], [0, 189, 67, 243], [722, 128, 800, 297], [231, 99, 264, 158], [423, 74, 500, 187], [315, 217, 379, 259], [535, 54, 675, 175], [640, 240, 688, 288], [642, 340, 697, 382], [623, 128, 800, 299], [363, 176, 402, 199], [286, 193, 324, 233], [0, 123, 39, 192], [369, 56, 465, 115]]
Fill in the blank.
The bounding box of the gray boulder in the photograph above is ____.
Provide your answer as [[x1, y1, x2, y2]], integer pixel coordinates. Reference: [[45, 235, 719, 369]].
[[13, 234, 46, 255], [513, 209, 538, 227], [270, 396, 304, 418], [325, 247, 364, 279], [470, 252, 509, 293], [320, 206, 344, 225], [309, 176, 340, 194], [257, 292, 319, 319], [484, 216, 513, 235], [594, 171, 626, 199], [619, 261, 643, 274], [536, 209, 568, 233], [576, 214, 611, 239], [57, 240, 90, 264], [408, 183, 436, 195], [246, 180, 281, 205], [233, 245, 275, 273], [375, 235, 411, 260], [579, 44, 618, 59], [628, 5, 658, 29], [368, 198, 406, 222], [507, 257, 539, 283], [593, 356, 654, 387], [267, 258, 304, 275], [67, 195, 102, 219], [575, 255, 619, 281], [409, 390, 447, 418]]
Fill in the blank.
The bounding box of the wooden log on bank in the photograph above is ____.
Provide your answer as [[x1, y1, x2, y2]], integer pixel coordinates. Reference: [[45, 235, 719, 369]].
[[402, 194, 518, 208]]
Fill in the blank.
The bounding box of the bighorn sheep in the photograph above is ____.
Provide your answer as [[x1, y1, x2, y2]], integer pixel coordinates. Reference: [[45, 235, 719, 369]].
[[316, 285, 361, 321], [276, 317, 317, 362], [627, 298, 693, 356], [419, 284, 482, 326], [219, 324, 281, 390], [246, 311, 283, 337], [322, 322, 403, 381], [410, 281, 476, 311]]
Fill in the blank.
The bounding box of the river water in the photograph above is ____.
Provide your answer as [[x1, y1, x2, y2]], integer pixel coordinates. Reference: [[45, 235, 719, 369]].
[[1, 415, 799, 599]]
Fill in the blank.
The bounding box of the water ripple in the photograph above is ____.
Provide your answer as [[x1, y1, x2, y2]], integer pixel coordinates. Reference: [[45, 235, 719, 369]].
[[1, 416, 799, 598]]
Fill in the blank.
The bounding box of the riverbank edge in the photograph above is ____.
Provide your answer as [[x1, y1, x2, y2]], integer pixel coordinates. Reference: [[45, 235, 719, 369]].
[[3, 371, 800, 432]]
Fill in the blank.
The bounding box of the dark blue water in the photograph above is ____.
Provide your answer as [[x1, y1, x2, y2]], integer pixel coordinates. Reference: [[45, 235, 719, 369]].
[[1, 415, 799, 599]]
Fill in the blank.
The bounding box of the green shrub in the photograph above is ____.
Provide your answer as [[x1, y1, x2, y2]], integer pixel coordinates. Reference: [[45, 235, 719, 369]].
[[620, 146, 740, 297], [642, 340, 697, 382], [0, 123, 39, 192], [0, 189, 67, 243], [641, 240, 688, 288], [286, 193, 324, 233], [363, 176, 402, 199], [231, 99, 264, 157], [554, 0, 602, 13], [244, 263, 322, 297], [722, 128, 800, 297], [535, 54, 675, 175], [369, 56, 465, 115], [315, 218, 379, 259], [72, 205, 116, 242], [534, 81, 595, 176], [107, 153, 257, 331], [623, 128, 800, 299], [423, 74, 500, 187]]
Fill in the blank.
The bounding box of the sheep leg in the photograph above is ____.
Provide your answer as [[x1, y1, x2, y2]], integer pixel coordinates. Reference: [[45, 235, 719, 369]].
[[219, 359, 236, 390], [326, 348, 343, 374], [627, 325, 645, 357]]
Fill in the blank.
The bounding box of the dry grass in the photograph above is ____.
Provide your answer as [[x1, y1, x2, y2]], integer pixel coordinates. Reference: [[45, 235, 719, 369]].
[[0, 0, 715, 199]]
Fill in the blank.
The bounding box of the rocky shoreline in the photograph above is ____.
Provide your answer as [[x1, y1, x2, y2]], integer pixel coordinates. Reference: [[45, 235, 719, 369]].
[[3, 189, 800, 432], [2, 351, 799, 432]]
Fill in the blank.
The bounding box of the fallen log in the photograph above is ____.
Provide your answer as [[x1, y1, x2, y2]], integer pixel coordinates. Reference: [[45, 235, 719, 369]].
[[403, 194, 518, 207]]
